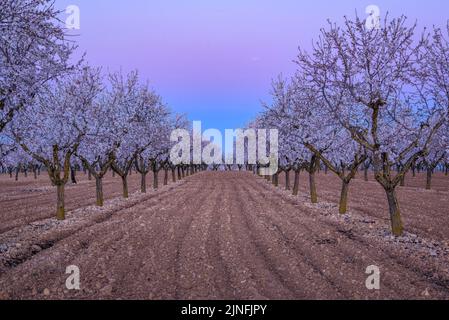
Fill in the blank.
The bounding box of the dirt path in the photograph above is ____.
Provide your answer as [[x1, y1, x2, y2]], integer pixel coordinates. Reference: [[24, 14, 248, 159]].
[[0, 172, 449, 299], [275, 172, 449, 242], [0, 172, 159, 234]]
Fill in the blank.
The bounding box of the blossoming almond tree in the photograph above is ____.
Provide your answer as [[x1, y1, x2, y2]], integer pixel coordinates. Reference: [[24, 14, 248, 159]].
[[11, 66, 102, 220], [0, 0, 76, 139], [75, 85, 120, 207], [257, 78, 317, 200], [108, 70, 173, 197], [260, 75, 368, 211], [0, 146, 33, 180], [418, 23, 449, 189], [296, 14, 446, 236], [421, 123, 448, 189], [292, 76, 368, 212], [134, 108, 173, 192]]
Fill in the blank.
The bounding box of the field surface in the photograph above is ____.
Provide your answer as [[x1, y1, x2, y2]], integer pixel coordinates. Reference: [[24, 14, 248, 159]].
[[0, 171, 449, 299]]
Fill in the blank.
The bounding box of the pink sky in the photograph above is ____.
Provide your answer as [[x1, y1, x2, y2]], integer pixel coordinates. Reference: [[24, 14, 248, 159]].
[[57, 0, 449, 131]]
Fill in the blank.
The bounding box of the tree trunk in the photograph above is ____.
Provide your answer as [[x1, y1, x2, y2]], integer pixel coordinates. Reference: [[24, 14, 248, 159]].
[[88, 170, 92, 181], [56, 183, 65, 220], [309, 171, 318, 203], [339, 180, 349, 214], [164, 169, 168, 186], [95, 177, 104, 206], [121, 176, 129, 198], [426, 168, 432, 190], [153, 170, 159, 190], [400, 174, 405, 187], [364, 167, 369, 182], [273, 172, 279, 187], [140, 172, 147, 193], [385, 188, 403, 236], [70, 166, 77, 184], [292, 170, 300, 196], [177, 166, 182, 180], [33, 167, 38, 179], [285, 170, 290, 190], [171, 168, 176, 182], [15, 168, 19, 181]]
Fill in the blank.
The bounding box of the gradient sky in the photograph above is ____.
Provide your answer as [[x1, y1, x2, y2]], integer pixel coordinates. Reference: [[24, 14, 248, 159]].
[[56, 0, 449, 132]]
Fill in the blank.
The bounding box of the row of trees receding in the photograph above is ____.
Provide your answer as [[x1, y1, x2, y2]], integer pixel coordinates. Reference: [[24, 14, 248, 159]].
[[0, 0, 203, 220], [249, 14, 448, 236], [0, 2, 447, 237]]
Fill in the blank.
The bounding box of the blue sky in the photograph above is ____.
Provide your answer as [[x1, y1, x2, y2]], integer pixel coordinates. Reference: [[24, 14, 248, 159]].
[[56, 0, 449, 132]]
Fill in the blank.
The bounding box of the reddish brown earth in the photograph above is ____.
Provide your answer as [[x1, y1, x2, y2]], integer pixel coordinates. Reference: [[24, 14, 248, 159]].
[[0, 170, 448, 300]]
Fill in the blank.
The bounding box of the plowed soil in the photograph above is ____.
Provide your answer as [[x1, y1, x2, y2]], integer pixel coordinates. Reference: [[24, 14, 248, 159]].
[[0, 171, 448, 300]]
